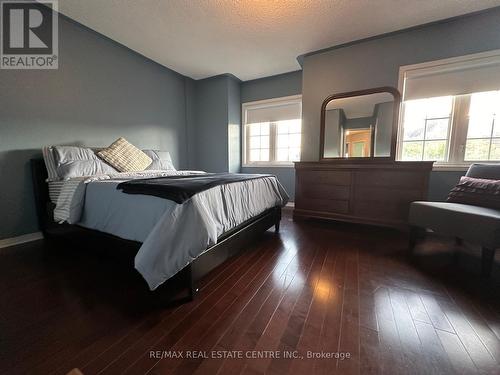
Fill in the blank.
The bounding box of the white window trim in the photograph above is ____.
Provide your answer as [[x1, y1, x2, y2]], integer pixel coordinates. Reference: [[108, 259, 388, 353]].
[[397, 49, 500, 170], [242, 95, 302, 168]]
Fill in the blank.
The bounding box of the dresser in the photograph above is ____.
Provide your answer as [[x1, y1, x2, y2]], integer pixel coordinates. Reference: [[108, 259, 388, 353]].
[[294, 160, 433, 230]]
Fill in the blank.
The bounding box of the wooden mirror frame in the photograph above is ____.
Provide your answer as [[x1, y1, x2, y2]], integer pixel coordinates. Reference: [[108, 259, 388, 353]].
[[319, 86, 401, 161]]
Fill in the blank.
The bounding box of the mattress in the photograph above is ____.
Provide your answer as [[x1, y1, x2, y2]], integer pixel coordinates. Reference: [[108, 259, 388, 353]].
[[51, 171, 288, 290], [48, 180, 65, 203]]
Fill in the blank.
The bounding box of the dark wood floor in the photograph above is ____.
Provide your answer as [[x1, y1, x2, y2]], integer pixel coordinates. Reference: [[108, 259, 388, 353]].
[[1, 210, 500, 375]]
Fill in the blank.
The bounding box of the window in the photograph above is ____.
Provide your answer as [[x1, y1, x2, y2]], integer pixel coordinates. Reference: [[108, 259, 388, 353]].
[[398, 51, 500, 167], [247, 122, 270, 162], [401, 96, 452, 161], [464, 91, 500, 161], [242, 96, 302, 166]]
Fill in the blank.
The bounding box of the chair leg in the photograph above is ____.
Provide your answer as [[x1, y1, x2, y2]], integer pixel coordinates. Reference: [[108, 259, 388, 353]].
[[409, 226, 422, 256], [481, 247, 495, 278]]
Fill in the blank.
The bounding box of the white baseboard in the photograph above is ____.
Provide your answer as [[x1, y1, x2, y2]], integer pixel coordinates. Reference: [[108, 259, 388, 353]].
[[0, 232, 44, 249]]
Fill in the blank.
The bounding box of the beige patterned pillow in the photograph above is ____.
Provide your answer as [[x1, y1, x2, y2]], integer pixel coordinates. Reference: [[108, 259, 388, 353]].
[[97, 137, 152, 172]]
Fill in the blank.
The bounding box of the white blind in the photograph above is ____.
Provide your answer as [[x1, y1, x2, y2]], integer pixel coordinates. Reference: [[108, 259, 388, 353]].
[[403, 54, 500, 101], [246, 102, 301, 123]]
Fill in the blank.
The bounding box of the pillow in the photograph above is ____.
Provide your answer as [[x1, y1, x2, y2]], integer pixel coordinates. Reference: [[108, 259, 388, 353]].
[[143, 150, 176, 171], [447, 176, 500, 209], [97, 137, 152, 172], [42, 146, 59, 181], [54, 146, 118, 179]]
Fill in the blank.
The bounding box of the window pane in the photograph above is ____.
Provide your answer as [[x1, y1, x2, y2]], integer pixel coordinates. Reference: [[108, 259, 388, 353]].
[[250, 149, 260, 161], [249, 123, 261, 136], [289, 148, 300, 161], [494, 120, 500, 137], [403, 118, 425, 140], [277, 121, 289, 134], [249, 136, 260, 149], [260, 136, 270, 148], [423, 140, 446, 161], [469, 91, 499, 118], [401, 96, 452, 162], [425, 118, 449, 140], [260, 149, 269, 161], [467, 115, 493, 138], [260, 123, 270, 136], [402, 141, 423, 161], [465, 139, 490, 160], [403, 100, 425, 140], [425, 96, 452, 118], [404, 99, 426, 124], [277, 148, 289, 161], [464, 91, 500, 161], [277, 119, 301, 133], [490, 139, 500, 160], [290, 134, 301, 148], [289, 119, 301, 133], [277, 134, 289, 148]]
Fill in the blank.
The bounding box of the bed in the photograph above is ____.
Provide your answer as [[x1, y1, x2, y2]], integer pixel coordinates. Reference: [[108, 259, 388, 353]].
[[31, 157, 287, 302]]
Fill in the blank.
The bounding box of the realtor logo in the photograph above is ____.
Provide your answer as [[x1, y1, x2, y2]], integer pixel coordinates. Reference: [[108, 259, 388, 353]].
[[1, 0, 58, 69]]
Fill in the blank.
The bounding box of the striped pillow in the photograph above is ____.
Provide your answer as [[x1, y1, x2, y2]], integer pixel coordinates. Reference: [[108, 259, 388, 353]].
[[42, 146, 59, 181], [97, 137, 152, 172]]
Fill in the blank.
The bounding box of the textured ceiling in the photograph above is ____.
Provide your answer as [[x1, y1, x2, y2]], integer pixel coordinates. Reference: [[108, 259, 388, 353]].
[[58, 0, 500, 81]]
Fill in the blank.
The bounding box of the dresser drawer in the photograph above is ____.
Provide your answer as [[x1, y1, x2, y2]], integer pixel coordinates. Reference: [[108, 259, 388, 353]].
[[299, 184, 350, 200], [297, 170, 351, 186], [296, 198, 349, 214], [355, 170, 426, 189], [352, 186, 424, 220]]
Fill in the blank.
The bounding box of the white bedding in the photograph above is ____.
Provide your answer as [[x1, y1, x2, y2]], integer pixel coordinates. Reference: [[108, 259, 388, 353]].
[[53, 171, 288, 290]]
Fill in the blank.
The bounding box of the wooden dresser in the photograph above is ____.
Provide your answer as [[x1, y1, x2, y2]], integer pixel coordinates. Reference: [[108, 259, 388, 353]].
[[294, 160, 433, 229]]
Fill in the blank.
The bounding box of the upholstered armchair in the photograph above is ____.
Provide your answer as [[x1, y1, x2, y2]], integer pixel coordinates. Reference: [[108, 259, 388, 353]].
[[408, 164, 500, 277]]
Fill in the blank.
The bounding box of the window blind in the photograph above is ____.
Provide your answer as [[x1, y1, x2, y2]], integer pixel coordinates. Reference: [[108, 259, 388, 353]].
[[246, 102, 301, 124], [403, 54, 500, 101]]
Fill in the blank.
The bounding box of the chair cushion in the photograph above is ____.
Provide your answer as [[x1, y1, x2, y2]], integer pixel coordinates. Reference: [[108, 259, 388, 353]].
[[97, 138, 152, 172], [409, 201, 500, 248]]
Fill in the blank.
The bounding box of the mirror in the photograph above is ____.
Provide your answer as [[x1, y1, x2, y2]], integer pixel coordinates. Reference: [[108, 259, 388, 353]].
[[320, 87, 401, 160]]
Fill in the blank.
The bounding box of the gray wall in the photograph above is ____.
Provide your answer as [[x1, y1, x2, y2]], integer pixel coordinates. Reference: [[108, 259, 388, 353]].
[[301, 8, 500, 197], [374, 102, 393, 157], [187, 74, 241, 172], [0, 14, 191, 239], [240, 71, 303, 199], [324, 109, 342, 157], [228, 77, 241, 173], [241, 70, 302, 103]]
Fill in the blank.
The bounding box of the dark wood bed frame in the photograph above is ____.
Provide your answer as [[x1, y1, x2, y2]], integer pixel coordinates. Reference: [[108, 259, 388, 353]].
[[31, 158, 282, 304]]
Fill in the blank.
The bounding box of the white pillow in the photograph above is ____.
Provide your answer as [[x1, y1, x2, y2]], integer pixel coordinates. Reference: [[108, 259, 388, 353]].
[[54, 146, 118, 179], [42, 146, 59, 181], [143, 150, 176, 171]]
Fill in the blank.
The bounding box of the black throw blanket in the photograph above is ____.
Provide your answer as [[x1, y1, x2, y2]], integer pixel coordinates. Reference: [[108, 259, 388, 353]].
[[117, 173, 274, 204]]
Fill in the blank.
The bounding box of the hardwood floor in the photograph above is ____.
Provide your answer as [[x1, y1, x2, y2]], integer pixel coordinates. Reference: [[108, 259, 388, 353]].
[[1, 210, 499, 375]]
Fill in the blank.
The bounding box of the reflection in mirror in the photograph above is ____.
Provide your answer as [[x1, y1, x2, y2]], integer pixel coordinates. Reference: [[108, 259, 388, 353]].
[[322, 91, 396, 158]]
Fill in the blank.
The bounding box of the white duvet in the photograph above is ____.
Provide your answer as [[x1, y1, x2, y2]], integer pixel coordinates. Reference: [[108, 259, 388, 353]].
[[53, 171, 288, 290]]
